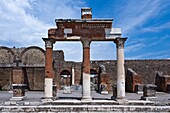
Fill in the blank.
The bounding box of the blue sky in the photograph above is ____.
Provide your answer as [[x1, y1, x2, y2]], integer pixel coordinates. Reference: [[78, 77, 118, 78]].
[[0, 0, 170, 61]]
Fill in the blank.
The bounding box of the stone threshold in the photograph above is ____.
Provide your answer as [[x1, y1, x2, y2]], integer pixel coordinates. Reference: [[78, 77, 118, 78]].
[[0, 104, 170, 112]]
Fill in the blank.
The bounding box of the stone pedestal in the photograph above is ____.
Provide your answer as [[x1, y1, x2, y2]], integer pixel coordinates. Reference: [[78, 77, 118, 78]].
[[53, 85, 57, 98], [11, 67, 27, 101], [10, 84, 27, 101], [141, 84, 157, 101], [111, 85, 117, 100], [134, 84, 143, 94]]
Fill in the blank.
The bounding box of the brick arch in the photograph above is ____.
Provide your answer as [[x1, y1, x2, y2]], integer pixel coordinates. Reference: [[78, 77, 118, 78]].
[[60, 70, 71, 87], [20, 46, 45, 66], [0, 46, 15, 63]]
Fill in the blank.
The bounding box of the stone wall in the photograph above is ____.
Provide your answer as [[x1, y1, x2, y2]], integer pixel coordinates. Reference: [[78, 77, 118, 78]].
[[0, 46, 170, 91]]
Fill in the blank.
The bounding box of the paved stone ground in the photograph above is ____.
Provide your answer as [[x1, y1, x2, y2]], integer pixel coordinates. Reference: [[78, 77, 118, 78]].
[[0, 90, 169, 103]]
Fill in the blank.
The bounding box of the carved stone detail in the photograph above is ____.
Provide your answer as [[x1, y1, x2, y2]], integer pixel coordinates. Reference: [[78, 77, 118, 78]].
[[43, 38, 55, 48], [114, 38, 127, 49], [81, 38, 91, 48]]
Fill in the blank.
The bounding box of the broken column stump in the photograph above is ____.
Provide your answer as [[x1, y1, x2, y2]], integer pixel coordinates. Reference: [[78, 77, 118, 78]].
[[10, 67, 27, 101], [111, 84, 117, 100], [126, 68, 142, 93], [141, 84, 157, 101]]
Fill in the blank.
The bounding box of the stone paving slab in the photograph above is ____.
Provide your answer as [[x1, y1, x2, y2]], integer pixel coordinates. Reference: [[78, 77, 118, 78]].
[[0, 104, 170, 112], [0, 90, 170, 112]]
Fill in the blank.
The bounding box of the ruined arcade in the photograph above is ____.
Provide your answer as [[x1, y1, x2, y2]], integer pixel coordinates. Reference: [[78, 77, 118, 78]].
[[0, 7, 170, 112], [43, 8, 127, 102]]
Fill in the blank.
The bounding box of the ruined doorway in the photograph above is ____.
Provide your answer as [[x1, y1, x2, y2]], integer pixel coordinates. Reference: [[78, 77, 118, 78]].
[[90, 69, 98, 91], [60, 70, 71, 88]]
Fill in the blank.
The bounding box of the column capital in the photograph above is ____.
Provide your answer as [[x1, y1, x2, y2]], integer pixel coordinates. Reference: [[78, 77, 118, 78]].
[[114, 37, 127, 49], [43, 38, 55, 48], [81, 38, 91, 48]]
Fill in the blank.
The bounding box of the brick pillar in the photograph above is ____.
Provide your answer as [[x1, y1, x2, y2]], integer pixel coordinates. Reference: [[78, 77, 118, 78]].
[[114, 38, 127, 103], [43, 38, 54, 99], [81, 38, 92, 101]]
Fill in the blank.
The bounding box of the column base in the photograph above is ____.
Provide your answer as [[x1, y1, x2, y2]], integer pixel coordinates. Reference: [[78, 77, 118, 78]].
[[10, 96, 26, 101], [116, 97, 128, 104], [81, 96, 92, 102]]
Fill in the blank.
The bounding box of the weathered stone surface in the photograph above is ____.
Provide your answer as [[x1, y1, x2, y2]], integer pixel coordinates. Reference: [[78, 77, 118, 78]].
[[155, 71, 170, 92], [126, 68, 142, 93], [0, 46, 170, 91], [143, 84, 157, 97], [134, 84, 143, 94], [63, 86, 72, 94]]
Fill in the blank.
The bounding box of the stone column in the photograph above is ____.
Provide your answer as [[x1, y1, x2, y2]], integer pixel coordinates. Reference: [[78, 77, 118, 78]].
[[81, 38, 92, 101], [114, 38, 127, 103], [43, 38, 54, 99], [72, 66, 75, 85]]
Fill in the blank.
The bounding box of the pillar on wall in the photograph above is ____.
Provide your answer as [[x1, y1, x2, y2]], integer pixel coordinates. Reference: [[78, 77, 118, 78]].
[[42, 38, 55, 101], [72, 65, 75, 85], [81, 38, 92, 101], [114, 37, 128, 104]]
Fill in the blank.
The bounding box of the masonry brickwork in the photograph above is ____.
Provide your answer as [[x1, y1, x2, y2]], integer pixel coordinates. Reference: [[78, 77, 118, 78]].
[[0, 46, 169, 91]]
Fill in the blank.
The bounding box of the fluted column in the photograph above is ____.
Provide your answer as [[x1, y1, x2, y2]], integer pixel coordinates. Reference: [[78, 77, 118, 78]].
[[43, 38, 54, 99], [114, 38, 127, 103], [81, 38, 92, 101]]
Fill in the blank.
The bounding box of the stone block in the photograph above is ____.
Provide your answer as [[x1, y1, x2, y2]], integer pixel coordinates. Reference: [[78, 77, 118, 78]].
[[12, 84, 27, 97], [134, 84, 143, 94], [75, 85, 82, 91], [111, 85, 117, 100], [143, 84, 157, 97], [126, 68, 142, 92], [63, 86, 72, 94], [53, 85, 57, 97], [141, 84, 157, 101]]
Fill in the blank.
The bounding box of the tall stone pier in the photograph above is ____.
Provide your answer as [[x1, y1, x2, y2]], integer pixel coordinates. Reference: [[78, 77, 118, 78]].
[[43, 38, 54, 99], [114, 38, 127, 103], [81, 38, 92, 101]]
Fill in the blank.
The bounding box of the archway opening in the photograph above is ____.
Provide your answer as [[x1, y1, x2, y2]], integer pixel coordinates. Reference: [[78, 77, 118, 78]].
[[60, 70, 71, 89], [90, 69, 98, 91]]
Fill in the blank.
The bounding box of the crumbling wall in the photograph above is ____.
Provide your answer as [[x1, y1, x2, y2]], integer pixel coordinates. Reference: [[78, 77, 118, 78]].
[[21, 46, 45, 66]]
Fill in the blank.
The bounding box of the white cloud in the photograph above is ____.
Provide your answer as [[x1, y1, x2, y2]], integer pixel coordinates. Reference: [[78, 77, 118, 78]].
[[142, 22, 170, 32], [0, 0, 50, 47], [114, 0, 161, 35], [0, 0, 85, 61]]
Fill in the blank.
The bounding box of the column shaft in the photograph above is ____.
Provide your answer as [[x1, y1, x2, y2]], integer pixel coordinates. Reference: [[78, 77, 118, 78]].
[[81, 38, 92, 101], [43, 39, 54, 98], [117, 47, 125, 98], [115, 38, 127, 100]]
